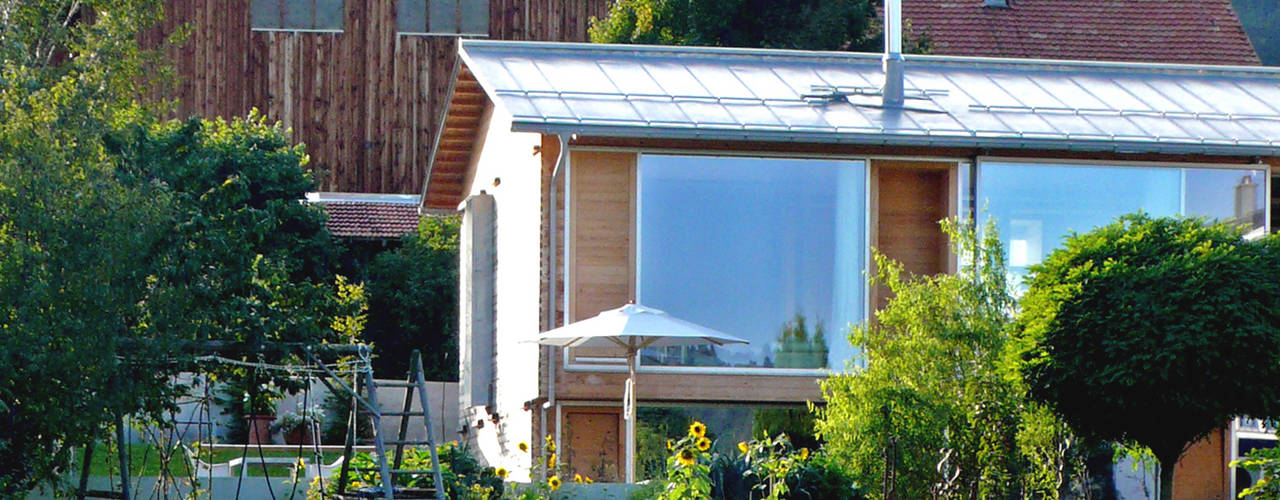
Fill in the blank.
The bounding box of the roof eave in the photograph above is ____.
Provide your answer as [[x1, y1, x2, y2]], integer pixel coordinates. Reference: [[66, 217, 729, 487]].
[[510, 121, 1280, 158]]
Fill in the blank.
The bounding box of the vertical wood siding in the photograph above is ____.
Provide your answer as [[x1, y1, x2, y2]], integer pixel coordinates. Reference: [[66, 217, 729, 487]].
[[152, 0, 609, 194]]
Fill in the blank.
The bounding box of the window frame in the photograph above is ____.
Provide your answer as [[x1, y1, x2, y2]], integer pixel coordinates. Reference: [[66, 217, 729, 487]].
[[250, 0, 345, 33], [395, 0, 491, 37], [562, 148, 881, 377]]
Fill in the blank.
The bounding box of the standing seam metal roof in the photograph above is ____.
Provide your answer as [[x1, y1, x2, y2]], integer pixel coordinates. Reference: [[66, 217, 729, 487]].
[[457, 40, 1280, 156]]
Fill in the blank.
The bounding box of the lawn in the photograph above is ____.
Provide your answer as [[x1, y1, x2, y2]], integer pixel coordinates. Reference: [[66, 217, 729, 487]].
[[86, 443, 343, 478]]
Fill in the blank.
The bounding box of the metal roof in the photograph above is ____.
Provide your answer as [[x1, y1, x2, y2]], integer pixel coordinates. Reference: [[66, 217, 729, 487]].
[[457, 40, 1280, 156]]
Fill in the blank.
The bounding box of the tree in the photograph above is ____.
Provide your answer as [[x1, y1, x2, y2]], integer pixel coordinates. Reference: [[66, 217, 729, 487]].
[[0, 0, 175, 493], [589, 0, 887, 52], [363, 215, 461, 379], [821, 220, 1025, 498], [1014, 213, 1280, 500], [819, 219, 1089, 499]]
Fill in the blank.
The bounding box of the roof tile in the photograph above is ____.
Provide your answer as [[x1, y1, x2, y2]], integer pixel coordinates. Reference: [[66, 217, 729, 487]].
[[903, 0, 1260, 65], [317, 201, 421, 239]]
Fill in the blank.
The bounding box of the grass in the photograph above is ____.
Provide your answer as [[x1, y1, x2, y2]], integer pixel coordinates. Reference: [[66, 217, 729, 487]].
[[86, 443, 343, 478]]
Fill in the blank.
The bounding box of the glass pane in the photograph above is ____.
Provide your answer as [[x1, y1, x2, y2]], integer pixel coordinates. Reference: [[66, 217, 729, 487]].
[[313, 0, 344, 29], [636, 405, 816, 481], [397, 0, 427, 33], [283, 0, 312, 28], [460, 0, 489, 35], [637, 155, 866, 370], [429, 0, 458, 33], [979, 162, 1267, 289], [250, 0, 285, 28]]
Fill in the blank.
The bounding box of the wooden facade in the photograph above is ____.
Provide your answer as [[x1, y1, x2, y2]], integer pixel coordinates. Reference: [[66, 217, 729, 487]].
[[148, 0, 608, 194]]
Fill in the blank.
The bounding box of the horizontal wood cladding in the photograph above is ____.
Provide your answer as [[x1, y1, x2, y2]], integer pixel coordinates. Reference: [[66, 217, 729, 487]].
[[556, 369, 826, 403], [151, 0, 608, 194]]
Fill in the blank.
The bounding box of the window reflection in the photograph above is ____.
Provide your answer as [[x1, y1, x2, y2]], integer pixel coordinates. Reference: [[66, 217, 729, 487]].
[[636, 155, 866, 370], [979, 162, 1267, 288]]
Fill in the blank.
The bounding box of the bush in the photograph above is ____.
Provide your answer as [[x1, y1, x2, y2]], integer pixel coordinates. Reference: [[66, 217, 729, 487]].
[[308, 442, 502, 499], [363, 215, 460, 379]]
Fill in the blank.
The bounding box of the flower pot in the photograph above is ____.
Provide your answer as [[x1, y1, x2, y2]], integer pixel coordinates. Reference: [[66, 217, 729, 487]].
[[283, 426, 315, 446], [246, 414, 276, 445]]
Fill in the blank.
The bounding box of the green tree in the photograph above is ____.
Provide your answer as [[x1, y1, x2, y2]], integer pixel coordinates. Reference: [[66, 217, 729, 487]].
[[363, 215, 460, 379], [0, 0, 176, 493], [1014, 214, 1280, 500], [818, 219, 1080, 499], [589, 0, 885, 51]]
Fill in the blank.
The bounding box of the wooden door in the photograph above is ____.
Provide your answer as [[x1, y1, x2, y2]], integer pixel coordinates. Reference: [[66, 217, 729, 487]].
[[873, 161, 956, 310], [562, 406, 624, 482]]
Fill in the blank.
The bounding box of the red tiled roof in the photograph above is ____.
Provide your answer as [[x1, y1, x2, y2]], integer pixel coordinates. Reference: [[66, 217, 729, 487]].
[[318, 201, 421, 239], [902, 0, 1260, 65]]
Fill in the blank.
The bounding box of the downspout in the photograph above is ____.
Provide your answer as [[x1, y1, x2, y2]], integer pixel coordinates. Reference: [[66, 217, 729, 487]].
[[542, 134, 569, 462]]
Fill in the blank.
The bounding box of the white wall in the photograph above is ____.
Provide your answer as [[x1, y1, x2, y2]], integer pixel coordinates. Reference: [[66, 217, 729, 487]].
[[457, 104, 545, 480]]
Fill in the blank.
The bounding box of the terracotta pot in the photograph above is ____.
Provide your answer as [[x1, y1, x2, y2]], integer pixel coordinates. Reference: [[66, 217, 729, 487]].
[[246, 414, 276, 445], [283, 426, 315, 446]]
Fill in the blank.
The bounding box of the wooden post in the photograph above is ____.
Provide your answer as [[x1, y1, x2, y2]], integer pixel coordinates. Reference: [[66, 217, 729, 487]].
[[116, 415, 131, 500]]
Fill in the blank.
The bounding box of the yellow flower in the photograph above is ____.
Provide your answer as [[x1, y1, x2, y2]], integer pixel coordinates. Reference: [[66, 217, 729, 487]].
[[737, 441, 749, 454], [799, 447, 810, 460], [666, 439, 675, 451], [548, 476, 562, 491], [678, 448, 696, 466], [518, 442, 529, 453], [547, 453, 557, 468], [584, 476, 594, 484], [545, 434, 557, 452], [696, 437, 711, 451], [688, 421, 707, 438], [573, 473, 584, 483]]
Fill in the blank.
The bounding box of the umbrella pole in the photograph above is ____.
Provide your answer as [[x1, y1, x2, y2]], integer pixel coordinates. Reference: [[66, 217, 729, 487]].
[[626, 349, 637, 483]]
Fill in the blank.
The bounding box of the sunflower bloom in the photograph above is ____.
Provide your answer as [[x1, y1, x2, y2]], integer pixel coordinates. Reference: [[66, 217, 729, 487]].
[[518, 442, 529, 453], [548, 453, 557, 468], [573, 474, 584, 483], [799, 447, 810, 460], [666, 439, 674, 451], [688, 421, 707, 438], [495, 467, 509, 479], [678, 448, 697, 466], [545, 435, 557, 452], [696, 437, 711, 451], [737, 441, 749, 454], [584, 476, 594, 484], [548, 476, 562, 490]]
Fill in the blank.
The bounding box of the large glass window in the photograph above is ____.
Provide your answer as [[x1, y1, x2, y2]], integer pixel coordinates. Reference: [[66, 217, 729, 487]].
[[636, 155, 866, 371], [636, 405, 816, 481], [397, 0, 489, 35], [979, 161, 1267, 286], [251, 0, 343, 31]]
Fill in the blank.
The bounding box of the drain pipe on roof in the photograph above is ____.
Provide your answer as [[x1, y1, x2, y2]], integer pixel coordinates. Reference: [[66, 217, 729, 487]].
[[542, 134, 570, 459], [882, 0, 905, 108]]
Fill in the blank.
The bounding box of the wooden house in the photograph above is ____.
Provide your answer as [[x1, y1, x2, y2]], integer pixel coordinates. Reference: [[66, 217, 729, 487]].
[[424, 33, 1280, 498]]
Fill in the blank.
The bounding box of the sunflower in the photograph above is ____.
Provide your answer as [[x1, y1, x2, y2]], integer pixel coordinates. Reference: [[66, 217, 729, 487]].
[[696, 437, 711, 451], [518, 442, 529, 453], [547, 453, 557, 468], [666, 439, 675, 451], [495, 467, 509, 479], [548, 475, 562, 491], [799, 447, 810, 460], [688, 421, 707, 438], [573, 474, 584, 484], [737, 441, 749, 454], [584, 476, 594, 484], [545, 434, 557, 452], [678, 448, 697, 466]]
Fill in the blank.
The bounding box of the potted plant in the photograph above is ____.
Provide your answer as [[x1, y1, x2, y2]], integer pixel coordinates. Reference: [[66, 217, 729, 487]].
[[216, 378, 285, 444], [273, 402, 325, 445]]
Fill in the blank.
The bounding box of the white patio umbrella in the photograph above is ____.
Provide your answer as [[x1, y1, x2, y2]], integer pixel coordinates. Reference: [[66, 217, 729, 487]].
[[535, 303, 748, 483]]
